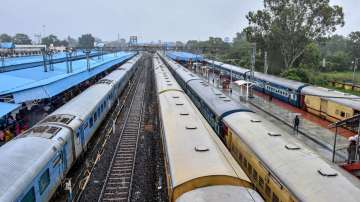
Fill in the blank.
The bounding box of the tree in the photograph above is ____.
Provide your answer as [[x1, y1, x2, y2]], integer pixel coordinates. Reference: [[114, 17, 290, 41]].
[[300, 42, 321, 70], [13, 33, 32, 44], [349, 31, 360, 59], [224, 32, 252, 67], [326, 51, 351, 71], [58, 40, 69, 47], [245, 0, 344, 69], [41, 34, 60, 47], [319, 35, 350, 57], [67, 36, 78, 48], [281, 68, 310, 82], [0, 34, 12, 42], [185, 40, 200, 51], [78, 34, 95, 49]]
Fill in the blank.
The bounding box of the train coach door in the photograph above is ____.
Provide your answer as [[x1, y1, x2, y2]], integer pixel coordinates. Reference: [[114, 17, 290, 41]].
[[320, 99, 328, 118], [62, 143, 68, 173], [78, 127, 86, 152], [72, 127, 84, 160]]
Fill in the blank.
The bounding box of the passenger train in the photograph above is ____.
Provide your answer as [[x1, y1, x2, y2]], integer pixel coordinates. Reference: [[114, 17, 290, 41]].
[[203, 59, 360, 126], [153, 54, 263, 202], [160, 53, 360, 202], [0, 53, 141, 202]]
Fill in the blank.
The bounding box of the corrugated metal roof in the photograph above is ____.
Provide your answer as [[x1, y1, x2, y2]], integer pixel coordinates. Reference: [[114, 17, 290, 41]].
[[0, 42, 14, 49], [1, 50, 94, 67], [0, 52, 136, 103], [166, 51, 204, 62], [0, 102, 20, 117]]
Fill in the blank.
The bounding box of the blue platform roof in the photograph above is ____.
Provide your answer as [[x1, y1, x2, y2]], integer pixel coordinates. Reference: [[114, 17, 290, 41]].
[[166, 51, 203, 62], [0, 52, 136, 103], [1, 50, 100, 72], [0, 102, 20, 118], [0, 42, 14, 49], [1, 50, 92, 66]]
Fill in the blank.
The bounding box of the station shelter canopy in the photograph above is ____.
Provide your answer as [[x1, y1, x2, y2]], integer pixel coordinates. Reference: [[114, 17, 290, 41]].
[[0, 52, 136, 103], [166, 51, 204, 62], [0, 102, 20, 118]]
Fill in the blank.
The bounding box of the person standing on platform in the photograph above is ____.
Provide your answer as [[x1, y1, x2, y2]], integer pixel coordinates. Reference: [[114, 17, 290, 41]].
[[294, 115, 300, 135], [347, 138, 357, 164]]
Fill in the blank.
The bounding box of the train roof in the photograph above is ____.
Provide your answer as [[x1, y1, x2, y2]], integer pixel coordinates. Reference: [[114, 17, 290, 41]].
[[153, 56, 183, 92], [159, 88, 253, 198], [176, 186, 263, 202], [52, 77, 113, 120], [163, 55, 201, 84], [0, 132, 66, 201], [205, 59, 250, 75], [254, 72, 307, 90], [206, 59, 307, 90], [155, 54, 262, 201], [301, 86, 360, 111], [175, 67, 202, 83], [165, 56, 252, 119], [188, 79, 252, 119], [53, 55, 140, 120], [223, 112, 360, 202]]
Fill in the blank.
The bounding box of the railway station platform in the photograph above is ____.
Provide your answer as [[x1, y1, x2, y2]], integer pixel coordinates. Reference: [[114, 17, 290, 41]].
[[0, 52, 136, 104], [197, 72, 350, 162], [248, 91, 350, 159]]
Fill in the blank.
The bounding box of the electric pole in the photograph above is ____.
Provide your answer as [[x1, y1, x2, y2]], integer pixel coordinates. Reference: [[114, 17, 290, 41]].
[[264, 51, 268, 74], [250, 43, 256, 97]]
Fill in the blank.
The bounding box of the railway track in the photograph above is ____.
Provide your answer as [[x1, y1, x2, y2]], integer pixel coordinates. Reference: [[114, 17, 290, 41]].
[[97, 63, 147, 202]]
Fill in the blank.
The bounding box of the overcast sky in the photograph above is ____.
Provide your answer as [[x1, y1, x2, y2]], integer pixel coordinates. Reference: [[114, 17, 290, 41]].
[[0, 0, 359, 42]]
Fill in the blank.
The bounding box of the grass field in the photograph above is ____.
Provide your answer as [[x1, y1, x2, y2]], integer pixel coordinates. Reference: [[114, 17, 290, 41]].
[[319, 71, 360, 83], [315, 71, 360, 96]]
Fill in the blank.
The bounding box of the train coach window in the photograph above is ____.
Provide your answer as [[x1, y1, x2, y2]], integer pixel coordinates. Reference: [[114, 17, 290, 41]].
[[89, 117, 94, 128], [21, 187, 36, 202], [340, 112, 345, 117], [253, 170, 258, 181], [39, 169, 50, 194], [248, 163, 253, 175], [259, 177, 264, 189]]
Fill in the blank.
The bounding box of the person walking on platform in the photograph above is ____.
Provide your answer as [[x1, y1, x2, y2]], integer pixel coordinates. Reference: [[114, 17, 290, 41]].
[[348, 139, 357, 164], [294, 115, 300, 135]]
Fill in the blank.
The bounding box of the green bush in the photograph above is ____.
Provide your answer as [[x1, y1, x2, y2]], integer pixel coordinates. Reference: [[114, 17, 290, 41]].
[[281, 68, 311, 83]]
